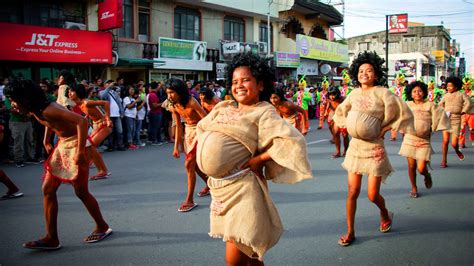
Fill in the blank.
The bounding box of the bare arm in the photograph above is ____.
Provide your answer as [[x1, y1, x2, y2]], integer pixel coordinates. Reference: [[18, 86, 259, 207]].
[[190, 98, 207, 119], [172, 111, 183, 158], [287, 102, 308, 135], [43, 126, 54, 154]]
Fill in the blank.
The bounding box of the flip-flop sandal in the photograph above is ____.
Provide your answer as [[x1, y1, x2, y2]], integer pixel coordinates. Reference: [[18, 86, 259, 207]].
[[177, 203, 198, 212], [424, 174, 433, 189], [456, 150, 465, 161], [197, 188, 210, 197], [380, 212, 394, 233], [1, 192, 23, 200], [84, 228, 113, 243], [23, 239, 61, 250], [331, 153, 341, 159], [89, 172, 111, 181], [338, 235, 355, 247], [410, 191, 418, 198]]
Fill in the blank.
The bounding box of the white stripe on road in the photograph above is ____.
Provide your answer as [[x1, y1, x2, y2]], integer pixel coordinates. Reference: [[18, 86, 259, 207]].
[[306, 139, 330, 145]]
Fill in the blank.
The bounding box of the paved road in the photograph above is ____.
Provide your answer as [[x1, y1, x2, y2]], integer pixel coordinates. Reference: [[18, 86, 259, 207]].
[[1, 120, 473, 265]]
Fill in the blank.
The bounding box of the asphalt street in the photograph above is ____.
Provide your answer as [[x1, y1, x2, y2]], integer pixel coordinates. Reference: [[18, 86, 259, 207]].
[[1, 120, 473, 265]]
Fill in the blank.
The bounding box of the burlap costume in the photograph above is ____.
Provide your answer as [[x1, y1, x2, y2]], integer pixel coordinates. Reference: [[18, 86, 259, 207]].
[[439, 91, 472, 135], [399, 101, 450, 161], [45, 135, 90, 183], [283, 113, 304, 133], [196, 101, 312, 261], [184, 123, 197, 159], [333, 86, 415, 181]]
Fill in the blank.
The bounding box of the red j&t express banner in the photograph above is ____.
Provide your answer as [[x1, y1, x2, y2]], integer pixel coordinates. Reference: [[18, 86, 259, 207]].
[[0, 23, 112, 64], [388, 14, 408, 34]]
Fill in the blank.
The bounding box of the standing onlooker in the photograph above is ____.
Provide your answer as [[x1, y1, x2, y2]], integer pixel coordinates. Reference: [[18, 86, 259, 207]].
[[147, 82, 163, 145], [4, 96, 37, 167], [100, 80, 125, 151], [134, 81, 147, 147], [123, 86, 138, 149]]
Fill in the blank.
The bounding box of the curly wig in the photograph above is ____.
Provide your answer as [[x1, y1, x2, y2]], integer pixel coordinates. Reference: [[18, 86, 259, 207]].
[[225, 52, 276, 102], [4, 79, 51, 115], [349, 51, 387, 87], [445, 76, 462, 91], [165, 78, 190, 106], [404, 81, 428, 101]]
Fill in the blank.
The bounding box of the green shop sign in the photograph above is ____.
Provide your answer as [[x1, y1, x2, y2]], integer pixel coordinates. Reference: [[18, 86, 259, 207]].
[[159, 37, 207, 61]]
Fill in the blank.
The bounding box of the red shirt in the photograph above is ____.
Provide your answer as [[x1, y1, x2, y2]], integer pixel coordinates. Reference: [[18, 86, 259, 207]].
[[148, 92, 162, 114]]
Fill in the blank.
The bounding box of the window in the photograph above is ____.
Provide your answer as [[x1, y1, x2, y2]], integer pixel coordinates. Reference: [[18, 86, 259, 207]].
[[224, 16, 244, 42], [119, 0, 133, 39], [138, 0, 150, 42], [174, 7, 200, 41], [23, 2, 85, 28], [358, 42, 369, 51], [259, 22, 273, 44]]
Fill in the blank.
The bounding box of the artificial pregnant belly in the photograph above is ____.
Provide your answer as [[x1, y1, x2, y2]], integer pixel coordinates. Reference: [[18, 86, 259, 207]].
[[196, 131, 251, 178]]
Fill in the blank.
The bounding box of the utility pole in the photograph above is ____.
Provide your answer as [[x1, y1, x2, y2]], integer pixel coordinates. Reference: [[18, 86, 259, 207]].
[[267, 0, 273, 56]]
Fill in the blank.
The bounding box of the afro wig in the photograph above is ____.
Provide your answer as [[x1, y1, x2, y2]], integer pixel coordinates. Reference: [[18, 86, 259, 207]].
[[349, 51, 387, 87]]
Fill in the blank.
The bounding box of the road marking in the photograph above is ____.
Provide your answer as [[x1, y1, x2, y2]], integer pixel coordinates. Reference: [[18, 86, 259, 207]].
[[306, 139, 330, 146]]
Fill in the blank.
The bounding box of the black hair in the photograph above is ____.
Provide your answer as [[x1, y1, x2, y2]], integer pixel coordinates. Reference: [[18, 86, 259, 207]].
[[349, 51, 387, 87], [59, 70, 75, 86], [272, 86, 287, 101], [328, 86, 342, 99], [404, 81, 428, 101], [225, 52, 276, 102], [445, 76, 462, 91], [199, 87, 215, 100], [150, 81, 159, 90], [69, 83, 88, 99], [166, 78, 190, 106], [4, 79, 51, 115]]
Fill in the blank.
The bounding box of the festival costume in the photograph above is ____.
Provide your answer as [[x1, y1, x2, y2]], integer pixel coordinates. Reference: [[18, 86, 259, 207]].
[[184, 123, 198, 160], [459, 89, 474, 145], [333, 86, 415, 181], [45, 135, 91, 183], [57, 85, 75, 108], [399, 101, 450, 161], [196, 101, 312, 261], [317, 90, 329, 128], [439, 91, 472, 135], [283, 112, 304, 133]]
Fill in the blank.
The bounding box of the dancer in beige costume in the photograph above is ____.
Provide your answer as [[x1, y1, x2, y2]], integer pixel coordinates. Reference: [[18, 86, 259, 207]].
[[196, 53, 312, 265]]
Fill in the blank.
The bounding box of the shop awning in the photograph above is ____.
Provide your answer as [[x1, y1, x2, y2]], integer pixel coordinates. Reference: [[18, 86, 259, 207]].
[[117, 58, 166, 67]]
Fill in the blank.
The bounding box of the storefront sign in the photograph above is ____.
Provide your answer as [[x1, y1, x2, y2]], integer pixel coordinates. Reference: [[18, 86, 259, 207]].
[[297, 59, 318, 76], [296, 34, 348, 63], [0, 23, 112, 63], [216, 63, 227, 80], [153, 58, 212, 71], [274, 52, 300, 68], [388, 14, 408, 34], [98, 0, 123, 31], [395, 60, 416, 77], [159, 37, 207, 61], [433, 50, 445, 63], [222, 42, 241, 55]]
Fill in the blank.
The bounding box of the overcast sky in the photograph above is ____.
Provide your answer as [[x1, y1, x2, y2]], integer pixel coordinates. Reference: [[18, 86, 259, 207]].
[[329, 0, 474, 73]]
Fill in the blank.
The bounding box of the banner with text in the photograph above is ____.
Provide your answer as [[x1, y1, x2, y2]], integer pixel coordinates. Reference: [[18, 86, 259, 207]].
[[159, 37, 207, 61], [0, 23, 112, 63], [274, 52, 300, 68], [296, 34, 348, 63]]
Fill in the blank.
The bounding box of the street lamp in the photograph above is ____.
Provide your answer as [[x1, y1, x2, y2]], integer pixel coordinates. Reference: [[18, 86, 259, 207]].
[[267, 0, 273, 56]]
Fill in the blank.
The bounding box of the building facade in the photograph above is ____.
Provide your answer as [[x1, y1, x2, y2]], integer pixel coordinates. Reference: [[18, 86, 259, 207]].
[[346, 24, 455, 85]]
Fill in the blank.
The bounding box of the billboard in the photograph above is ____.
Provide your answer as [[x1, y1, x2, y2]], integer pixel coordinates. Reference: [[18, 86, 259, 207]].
[[0, 23, 112, 63], [274, 52, 300, 68], [159, 37, 207, 61], [388, 14, 408, 33], [395, 60, 416, 77]]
